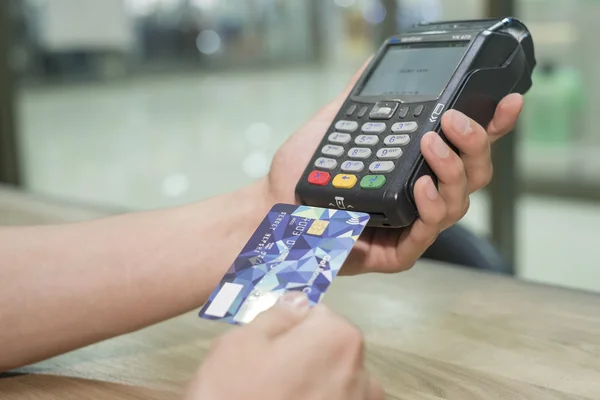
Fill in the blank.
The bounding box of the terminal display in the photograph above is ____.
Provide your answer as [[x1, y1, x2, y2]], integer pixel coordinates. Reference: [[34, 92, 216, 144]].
[[359, 43, 468, 98]]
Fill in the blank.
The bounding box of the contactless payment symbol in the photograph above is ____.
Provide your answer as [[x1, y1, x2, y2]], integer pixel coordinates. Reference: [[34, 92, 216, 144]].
[[430, 103, 445, 123], [346, 216, 363, 226]]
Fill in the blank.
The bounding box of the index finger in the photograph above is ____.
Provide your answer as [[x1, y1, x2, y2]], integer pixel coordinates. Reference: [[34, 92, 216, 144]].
[[487, 93, 524, 142], [246, 291, 310, 340], [276, 305, 364, 366]]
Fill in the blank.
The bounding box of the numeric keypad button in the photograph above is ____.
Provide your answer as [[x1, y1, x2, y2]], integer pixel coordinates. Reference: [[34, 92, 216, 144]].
[[322, 145, 344, 157], [361, 122, 387, 134], [348, 148, 372, 159], [355, 135, 379, 146], [341, 160, 365, 173], [391, 122, 418, 133], [314, 157, 337, 170], [328, 132, 352, 144], [377, 148, 403, 160], [369, 161, 396, 173], [335, 120, 359, 132], [384, 135, 410, 146]]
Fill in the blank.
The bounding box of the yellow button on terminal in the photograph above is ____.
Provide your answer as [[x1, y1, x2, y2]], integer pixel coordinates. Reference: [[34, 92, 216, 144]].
[[332, 174, 358, 189]]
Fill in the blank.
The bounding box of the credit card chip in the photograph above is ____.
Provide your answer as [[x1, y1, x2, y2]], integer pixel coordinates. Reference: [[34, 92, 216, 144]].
[[307, 220, 329, 236]]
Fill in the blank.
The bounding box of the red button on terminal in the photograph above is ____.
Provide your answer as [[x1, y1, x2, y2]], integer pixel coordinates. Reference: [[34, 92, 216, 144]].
[[308, 170, 331, 186]]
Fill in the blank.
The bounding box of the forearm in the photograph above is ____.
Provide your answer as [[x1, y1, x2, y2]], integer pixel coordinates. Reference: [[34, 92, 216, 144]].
[[0, 179, 271, 371]]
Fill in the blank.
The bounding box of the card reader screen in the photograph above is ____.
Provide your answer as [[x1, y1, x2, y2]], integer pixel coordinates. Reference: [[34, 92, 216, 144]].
[[359, 43, 467, 98]]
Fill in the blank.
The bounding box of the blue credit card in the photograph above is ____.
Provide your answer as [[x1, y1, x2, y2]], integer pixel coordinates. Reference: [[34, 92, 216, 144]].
[[199, 203, 370, 325]]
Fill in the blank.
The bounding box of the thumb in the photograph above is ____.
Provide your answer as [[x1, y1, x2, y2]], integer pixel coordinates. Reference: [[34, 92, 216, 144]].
[[247, 291, 310, 340]]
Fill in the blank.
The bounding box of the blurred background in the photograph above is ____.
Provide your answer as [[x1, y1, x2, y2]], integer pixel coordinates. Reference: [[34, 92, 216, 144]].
[[1, 0, 599, 292]]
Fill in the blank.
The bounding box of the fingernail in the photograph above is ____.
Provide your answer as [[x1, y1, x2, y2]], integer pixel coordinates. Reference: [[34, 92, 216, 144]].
[[451, 110, 472, 135], [430, 134, 450, 159], [426, 178, 439, 201], [278, 291, 309, 310]]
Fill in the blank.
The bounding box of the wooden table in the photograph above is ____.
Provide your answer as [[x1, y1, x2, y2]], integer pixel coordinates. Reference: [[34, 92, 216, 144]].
[[2, 262, 600, 400]]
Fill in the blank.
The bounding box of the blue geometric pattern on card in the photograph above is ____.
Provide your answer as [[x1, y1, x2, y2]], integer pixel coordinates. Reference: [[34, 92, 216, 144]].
[[199, 203, 370, 325]]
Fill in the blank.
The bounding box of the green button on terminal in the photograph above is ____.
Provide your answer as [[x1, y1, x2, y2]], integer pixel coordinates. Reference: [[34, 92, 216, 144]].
[[361, 175, 386, 190]]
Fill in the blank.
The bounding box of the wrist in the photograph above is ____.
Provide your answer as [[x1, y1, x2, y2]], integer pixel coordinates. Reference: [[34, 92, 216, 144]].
[[246, 177, 274, 227], [219, 177, 275, 238], [175, 178, 276, 306]]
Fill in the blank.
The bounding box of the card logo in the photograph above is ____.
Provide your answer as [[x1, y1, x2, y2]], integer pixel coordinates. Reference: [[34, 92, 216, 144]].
[[401, 36, 423, 42]]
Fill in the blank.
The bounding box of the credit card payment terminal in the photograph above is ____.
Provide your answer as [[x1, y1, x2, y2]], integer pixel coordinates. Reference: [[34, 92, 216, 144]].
[[295, 18, 536, 228]]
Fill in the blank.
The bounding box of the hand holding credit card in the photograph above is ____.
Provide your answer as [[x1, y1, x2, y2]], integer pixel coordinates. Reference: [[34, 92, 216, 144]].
[[199, 204, 370, 324]]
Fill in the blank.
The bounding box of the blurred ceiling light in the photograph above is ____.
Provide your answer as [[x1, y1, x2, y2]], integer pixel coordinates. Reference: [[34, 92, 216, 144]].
[[244, 123, 273, 147], [242, 152, 271, 179], [196, 30, 222, 55], [362, 0, 386, 25], [335, 0, 356, 7], [162, 174, 190, 198]]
